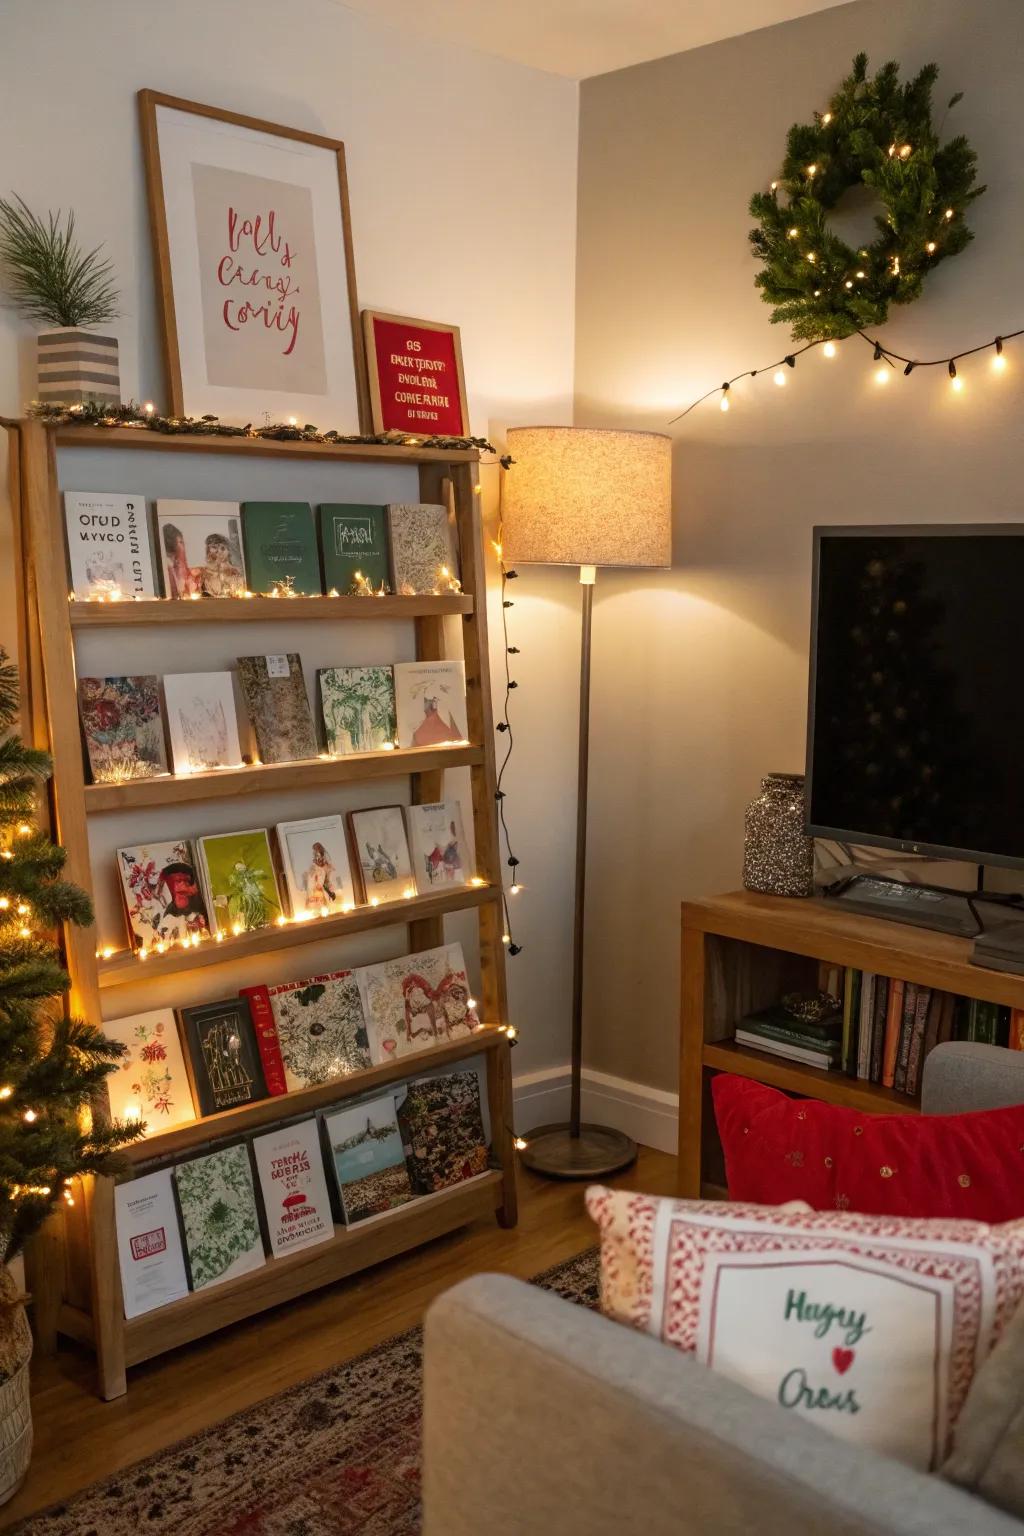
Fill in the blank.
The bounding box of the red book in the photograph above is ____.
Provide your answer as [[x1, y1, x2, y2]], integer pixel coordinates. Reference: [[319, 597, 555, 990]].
[[1010, 1009, 1024, 1052], [239, 984, 289, 1096], [881, 978, 904, 1089]]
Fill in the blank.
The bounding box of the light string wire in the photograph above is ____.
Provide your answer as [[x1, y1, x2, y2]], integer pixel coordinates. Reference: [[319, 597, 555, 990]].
[[490, 454, 523, 963], [668, 324, 1024, 423]]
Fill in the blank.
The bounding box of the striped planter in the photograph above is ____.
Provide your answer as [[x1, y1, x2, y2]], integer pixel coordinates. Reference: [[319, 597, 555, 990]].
[[37, 327, 120, 406]]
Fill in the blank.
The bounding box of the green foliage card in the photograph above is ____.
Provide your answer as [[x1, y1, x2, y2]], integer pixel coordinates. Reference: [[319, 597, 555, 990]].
[[241, 502, 322, 594], [319, 665, 396, 755], [197, 828, 282, 935], [318, 504, 389, 594], [174, 1143, 266, 1290]]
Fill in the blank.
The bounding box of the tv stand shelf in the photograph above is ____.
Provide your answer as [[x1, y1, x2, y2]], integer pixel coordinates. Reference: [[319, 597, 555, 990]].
[[679, 891, 1024, 1197]]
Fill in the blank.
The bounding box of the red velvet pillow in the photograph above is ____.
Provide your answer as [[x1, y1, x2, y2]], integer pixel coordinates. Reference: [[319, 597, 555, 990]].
[[712, 1073, 1024, 1222]]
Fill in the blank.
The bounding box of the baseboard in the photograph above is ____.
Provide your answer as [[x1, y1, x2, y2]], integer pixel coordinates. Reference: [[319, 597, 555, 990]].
[[513, 1065, 678, 1155]]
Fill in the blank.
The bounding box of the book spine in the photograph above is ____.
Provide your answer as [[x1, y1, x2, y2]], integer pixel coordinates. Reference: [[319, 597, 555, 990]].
[[893, 982, 918, 1094], [918, 989, 945, 1087], [904, 985, 932, 1098], [869, 976, 889, 1084], [842, 968, 860, 1077], [239, 985, 289, 1096], [970, 1000, 999, 1046], [882, 978, 904, 1089], [996, 1006, 1011, 1049], [856, 974, 875, 1080], [1010, 1009, 1024, 1051], [734, 1034, 836, 1068]]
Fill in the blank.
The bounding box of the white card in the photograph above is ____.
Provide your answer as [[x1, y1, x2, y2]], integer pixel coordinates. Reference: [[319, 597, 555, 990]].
[[115, 1169, 190, 1319], [63, 492, 156, 599], [695, 1249, 954, 1471], [265, 654, 291, 678], [393, 661, 468, 749], [252, 1119, 335, 1258], [162, 672, 242, 774]]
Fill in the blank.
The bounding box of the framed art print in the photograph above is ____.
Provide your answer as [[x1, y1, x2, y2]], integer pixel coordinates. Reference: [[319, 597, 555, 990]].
[[362, 310, 468, 437], [138, 90, 367, 428]]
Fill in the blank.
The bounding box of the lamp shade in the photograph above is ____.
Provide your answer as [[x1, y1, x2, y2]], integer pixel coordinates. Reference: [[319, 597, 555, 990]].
[[502, 426, 672, 568]]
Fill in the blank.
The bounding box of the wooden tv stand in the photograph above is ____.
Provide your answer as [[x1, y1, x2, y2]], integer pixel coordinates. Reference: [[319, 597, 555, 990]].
[[678, 891, 1024, 1198]]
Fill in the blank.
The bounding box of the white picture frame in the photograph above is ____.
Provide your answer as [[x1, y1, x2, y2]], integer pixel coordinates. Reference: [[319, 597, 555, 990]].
[[139, 90, 367, 429]]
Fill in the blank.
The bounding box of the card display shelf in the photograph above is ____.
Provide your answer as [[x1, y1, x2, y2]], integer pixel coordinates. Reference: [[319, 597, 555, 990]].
[[98, 881, 499, 988], [4, 418, 516, 1400], [122, 1025, 506, 1166], [69, 592, 474, 626], [679, 890, 1024, 1197], [84, 743, 484, 812]]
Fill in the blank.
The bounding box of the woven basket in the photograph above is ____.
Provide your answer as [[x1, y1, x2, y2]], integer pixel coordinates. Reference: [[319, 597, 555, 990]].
[[0, 1348, 31, 1507]]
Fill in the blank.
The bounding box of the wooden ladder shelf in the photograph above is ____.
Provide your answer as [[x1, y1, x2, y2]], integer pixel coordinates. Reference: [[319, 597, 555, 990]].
[[2, 418, 518, 1399]]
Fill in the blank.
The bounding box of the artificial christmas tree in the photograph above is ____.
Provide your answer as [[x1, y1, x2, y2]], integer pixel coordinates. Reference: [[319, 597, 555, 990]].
[[0, 648, 141, 1499]]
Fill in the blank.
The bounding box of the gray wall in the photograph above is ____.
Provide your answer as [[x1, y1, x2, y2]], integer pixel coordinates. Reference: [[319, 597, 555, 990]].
[[573, 0, 1024, 1091]]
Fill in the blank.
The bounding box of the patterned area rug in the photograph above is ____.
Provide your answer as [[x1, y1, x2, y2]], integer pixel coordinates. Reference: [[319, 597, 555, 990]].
[[13, 1249, 599, 1536]]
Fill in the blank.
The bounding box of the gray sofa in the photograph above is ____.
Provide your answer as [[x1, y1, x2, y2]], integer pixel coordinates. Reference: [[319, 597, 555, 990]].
[[423, 1042, 1024, 1535]]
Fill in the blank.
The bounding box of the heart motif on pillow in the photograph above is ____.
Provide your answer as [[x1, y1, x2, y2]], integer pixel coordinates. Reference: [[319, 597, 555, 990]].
[[832, 1347, 855, 1375]]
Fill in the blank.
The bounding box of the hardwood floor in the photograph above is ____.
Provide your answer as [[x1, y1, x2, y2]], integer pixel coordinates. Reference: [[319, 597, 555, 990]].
[[1, 1147, 677, 1528]]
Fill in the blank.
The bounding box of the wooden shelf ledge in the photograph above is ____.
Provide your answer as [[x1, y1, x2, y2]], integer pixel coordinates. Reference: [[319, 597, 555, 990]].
[[85, 743, 483, 812], [703, 1040, 920, 1116], [98, 882, 499, 989], [53, 422, 480, 465], [69, 592, 474, 627], [683, 890, 1024, 1011], [124, 1026, 505, 1165], [122, 1171, 503, 1366]]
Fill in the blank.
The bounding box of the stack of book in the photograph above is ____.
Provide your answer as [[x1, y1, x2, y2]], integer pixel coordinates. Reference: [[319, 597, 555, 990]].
[[734, 1004, 842, 1070], [734, 968, 1024, 1096]]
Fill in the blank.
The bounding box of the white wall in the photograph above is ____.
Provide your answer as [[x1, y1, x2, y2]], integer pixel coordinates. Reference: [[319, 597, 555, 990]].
[[0, 0, 579, 1077], [575, 0, 1024, 1093]]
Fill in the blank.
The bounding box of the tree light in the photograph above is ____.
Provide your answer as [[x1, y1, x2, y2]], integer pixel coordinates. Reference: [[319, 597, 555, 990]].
[[0, 1087, 11, 1100], [823, 341, 837, 358], [23, 1109, 36, 1123], [925, 241, 937, 254], [821, 111, 832, 125], [945, 208, 955, 220], [806, 164, 817, 177], [787, 227, 798, 238]]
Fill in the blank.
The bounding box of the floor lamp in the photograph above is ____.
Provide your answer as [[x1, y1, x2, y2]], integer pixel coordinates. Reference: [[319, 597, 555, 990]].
[[502, 426, 673, 1178]]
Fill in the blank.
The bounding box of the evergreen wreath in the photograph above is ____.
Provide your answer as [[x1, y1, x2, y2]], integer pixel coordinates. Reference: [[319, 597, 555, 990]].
[[748, 53, 985, 341]]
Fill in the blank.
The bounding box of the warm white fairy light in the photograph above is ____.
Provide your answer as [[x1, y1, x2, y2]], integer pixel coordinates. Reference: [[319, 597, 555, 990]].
[[821, 111, 832, 125], [787, 226, 798, 239], [806, 163, 817, 177], [513, 1136, 528, 1152], [143, 401, 155, 416], [773, 369, 787, 387], [823, 341, 837, 358], [23, 1109, 36, 1123], [926, 241, 937, 254], [945, 208, 955, 220], [874, 366, 889, 385], [0, 1087, 12, 1101], [287, 415, 298, 427], [469, 876, 486, 887]]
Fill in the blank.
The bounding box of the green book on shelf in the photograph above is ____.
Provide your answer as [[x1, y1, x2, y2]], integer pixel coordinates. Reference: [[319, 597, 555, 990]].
[[739, 1004, 841, 1038], [842, 967, 861, 1077], [739, 1019, 842, 1056], [241, 502, 322, 595], [318, 504, 389, 594]]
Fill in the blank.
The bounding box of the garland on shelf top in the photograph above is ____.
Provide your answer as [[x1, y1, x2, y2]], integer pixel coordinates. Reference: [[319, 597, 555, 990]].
[[749, 53, 984, 341], [27, 399, 496, 455]]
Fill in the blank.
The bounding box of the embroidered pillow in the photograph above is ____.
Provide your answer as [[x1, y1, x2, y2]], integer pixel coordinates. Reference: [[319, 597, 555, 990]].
[[586, 1185, 1024, 1471], [713, 1073, 1024, 1222]]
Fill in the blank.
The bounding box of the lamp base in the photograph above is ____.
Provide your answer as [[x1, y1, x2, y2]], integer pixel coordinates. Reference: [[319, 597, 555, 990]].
[[517, 1122, 638, 1180]]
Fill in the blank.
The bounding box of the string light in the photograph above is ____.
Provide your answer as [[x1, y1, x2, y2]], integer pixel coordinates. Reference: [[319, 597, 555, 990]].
[[719, 384, 730, 412], [0, 1087, 11, 1100], [822, 341, 837, 358], [874, 366, 890, 385], [23, 1109, 36, 1123], [821, 111, 832, 125], [949, 358, 963, 392], [513, 1136, 528, 1152], [993, 337, 1007, 372], [773, 369, 786, 386]]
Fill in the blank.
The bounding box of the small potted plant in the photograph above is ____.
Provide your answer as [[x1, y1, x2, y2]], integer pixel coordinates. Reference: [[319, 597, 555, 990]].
[[0, 650, 141, 1501], [0, 194, 120, 407]]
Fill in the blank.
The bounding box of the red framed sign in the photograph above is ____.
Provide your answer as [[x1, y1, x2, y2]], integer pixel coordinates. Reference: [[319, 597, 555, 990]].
[[362, 310, 469, 436]]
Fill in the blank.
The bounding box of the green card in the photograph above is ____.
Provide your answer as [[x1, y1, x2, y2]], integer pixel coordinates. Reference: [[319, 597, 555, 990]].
[[241, 502, 322, 594], [318, 504, 389, 594]]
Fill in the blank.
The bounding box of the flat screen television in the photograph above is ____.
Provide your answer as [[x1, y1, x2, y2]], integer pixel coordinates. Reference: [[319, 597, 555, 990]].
[[806, 526, 1024, 870]]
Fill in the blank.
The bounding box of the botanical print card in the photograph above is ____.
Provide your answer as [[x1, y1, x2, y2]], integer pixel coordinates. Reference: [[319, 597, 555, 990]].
[[276, 814, 356, 917], [268, 971, 371, 1091], [356, 942, 480, 1063], [405, 800, 470, 894], [323, 1095, 413, 1225], [78, 675, 169, 784], [115, 1169, 190, 1319], [103, 1007, 196, 1134], [387, 503, 457, 595], [319, 666, 396, 755], [156, 500, 246, 598], [241, 502, 322, 595], [393, 661, 468, 748], [197, 828, 282, 934], [116, 839, 210, 951], [346, 805, 414, 905], [174, 1143, 266, 1290], [64, 492, 156, 599], [163, 672, 242, 774], [253, 1119, 335, 1258], [318, 504, 389, 594], [178, 996, 268, 1116], [236, 654, 317, 765], [397, 1071, 489, 1195]]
